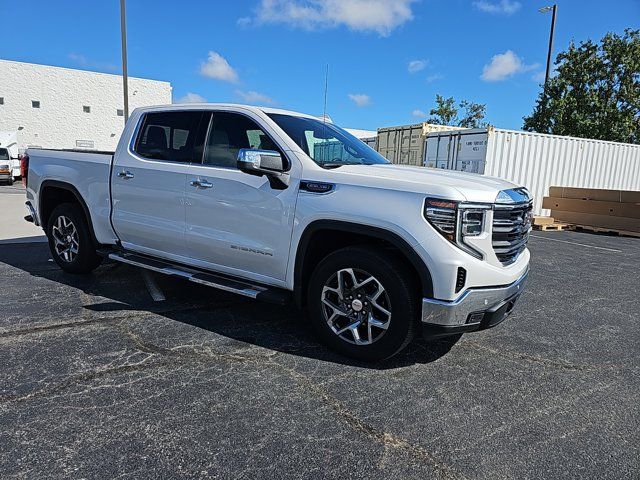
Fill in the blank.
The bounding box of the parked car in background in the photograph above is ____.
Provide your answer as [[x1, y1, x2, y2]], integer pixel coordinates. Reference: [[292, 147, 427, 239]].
[[0, 148, 13, 184], [0, 131, 22, 181], [23, 104, 532, 361]]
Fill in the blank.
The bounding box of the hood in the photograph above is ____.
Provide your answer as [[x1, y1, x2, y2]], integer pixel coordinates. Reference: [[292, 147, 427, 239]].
[[318, 164, 519, 203]]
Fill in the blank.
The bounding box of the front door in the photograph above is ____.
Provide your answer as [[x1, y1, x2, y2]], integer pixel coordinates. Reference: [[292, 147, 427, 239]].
[[185, 111, 297, 285], [111, 110, 205, 261]]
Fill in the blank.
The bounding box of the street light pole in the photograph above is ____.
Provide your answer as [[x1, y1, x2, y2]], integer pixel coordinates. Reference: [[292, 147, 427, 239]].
[[542, 4, 557, 87], [120, 0, 129, 122]]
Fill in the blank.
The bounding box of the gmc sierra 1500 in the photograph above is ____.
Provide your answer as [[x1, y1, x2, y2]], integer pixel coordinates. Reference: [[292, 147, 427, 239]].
[[23, 104, 531, 360]]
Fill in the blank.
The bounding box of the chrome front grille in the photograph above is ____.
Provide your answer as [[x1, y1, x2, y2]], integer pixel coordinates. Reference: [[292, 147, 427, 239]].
[[492, 201, 532, 265]]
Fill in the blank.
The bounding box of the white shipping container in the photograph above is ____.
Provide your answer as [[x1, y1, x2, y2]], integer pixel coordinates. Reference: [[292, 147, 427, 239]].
[[424, 127, 640, 215], [424, 129, 488, 174]]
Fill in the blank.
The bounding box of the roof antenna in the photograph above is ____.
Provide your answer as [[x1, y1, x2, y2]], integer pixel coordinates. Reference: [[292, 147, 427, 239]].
[[322, 63, 329, 124]]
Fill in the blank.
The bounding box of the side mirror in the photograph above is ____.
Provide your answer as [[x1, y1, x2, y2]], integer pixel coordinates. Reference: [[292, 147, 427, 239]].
[[237, 149, 289, 189]]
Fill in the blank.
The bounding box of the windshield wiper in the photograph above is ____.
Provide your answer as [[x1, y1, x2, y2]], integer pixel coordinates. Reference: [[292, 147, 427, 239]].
[[319, 161, 373, 169], [319, 162, 346, 169]]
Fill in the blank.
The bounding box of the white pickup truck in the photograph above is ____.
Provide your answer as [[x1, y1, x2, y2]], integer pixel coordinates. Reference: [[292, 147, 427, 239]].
[[23, 104, 531, 360]]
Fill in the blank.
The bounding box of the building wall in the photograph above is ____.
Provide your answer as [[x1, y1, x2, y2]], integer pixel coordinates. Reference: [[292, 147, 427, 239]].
[[344, 128, 377, 139], [0, 60, 172, 152]]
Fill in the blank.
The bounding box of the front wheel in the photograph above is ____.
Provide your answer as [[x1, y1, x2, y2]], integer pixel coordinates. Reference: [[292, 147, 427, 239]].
[[307, 246, 419, 361], [47, 203, 102, 274]]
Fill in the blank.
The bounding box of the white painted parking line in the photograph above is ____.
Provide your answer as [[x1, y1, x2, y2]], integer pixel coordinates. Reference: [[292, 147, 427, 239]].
[[529, 234, 622, 253], [141, 270, 166, 302]]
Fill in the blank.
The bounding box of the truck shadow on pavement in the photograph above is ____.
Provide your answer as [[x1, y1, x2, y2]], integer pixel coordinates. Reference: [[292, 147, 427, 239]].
[[0, 242, 460, 369]]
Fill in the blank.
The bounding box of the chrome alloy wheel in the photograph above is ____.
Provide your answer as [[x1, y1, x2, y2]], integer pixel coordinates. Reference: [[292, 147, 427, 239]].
[[51, 215, 79, 263], [321, 268, 392, 345]]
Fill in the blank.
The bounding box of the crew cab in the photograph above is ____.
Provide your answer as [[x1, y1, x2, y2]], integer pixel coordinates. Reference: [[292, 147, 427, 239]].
[[23, 104, 531, 361]]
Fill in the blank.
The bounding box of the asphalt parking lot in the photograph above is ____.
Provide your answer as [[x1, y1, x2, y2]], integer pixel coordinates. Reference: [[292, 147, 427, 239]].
[[0, 188, 638, 478]]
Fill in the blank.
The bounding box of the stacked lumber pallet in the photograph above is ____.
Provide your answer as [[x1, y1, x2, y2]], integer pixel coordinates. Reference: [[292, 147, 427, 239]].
[[542, 187, 640, 237], [532, 216, 574, 231]]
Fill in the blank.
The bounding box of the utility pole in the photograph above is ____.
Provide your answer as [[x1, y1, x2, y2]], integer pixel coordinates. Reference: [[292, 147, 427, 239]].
[[120, 0, 129, 121], [540, 4, 557, 88]]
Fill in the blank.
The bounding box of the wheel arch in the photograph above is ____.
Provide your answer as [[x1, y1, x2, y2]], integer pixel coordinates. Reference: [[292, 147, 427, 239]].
[[39, 180, 99, 247], [293, 220, 433, 307]]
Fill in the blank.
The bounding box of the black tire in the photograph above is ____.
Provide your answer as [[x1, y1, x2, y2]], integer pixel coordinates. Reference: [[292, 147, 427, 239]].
[[47, 203, 102, 274], [307, 246, 419, 361]]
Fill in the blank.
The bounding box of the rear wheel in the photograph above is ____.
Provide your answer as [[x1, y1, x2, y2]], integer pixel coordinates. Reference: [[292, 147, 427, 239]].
[[47, 203, 102, 274], [307, 246, 419, 361]]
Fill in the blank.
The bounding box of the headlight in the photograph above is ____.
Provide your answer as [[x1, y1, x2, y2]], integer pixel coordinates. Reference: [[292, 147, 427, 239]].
[[423, 198, 491, 259], [423, 199, 457, 240]]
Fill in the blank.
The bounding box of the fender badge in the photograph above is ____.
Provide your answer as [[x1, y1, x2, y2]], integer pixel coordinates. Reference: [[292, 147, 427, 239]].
[[300, 181, 334, 194]]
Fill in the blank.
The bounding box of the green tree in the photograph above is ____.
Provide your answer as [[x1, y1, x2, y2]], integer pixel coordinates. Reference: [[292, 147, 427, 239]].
[[458, 100, 487, 128], [426, 94, 487, 128], [523, 29, 640, 144]]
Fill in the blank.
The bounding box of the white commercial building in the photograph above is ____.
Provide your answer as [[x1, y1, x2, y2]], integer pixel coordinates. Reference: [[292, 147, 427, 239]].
[[345, 128, 377, 149], [0, 59, 172, 157]]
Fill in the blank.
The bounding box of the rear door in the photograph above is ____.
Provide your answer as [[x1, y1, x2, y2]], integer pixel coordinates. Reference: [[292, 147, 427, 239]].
[[111, 110, 206, 261]]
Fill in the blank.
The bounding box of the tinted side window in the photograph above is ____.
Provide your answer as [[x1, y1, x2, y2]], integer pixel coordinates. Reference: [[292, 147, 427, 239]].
[[135, 111, 203, 162], [203, 112, 280, 168]]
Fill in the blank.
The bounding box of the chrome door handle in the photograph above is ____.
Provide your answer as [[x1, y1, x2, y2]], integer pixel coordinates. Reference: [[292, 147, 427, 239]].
[[190, 179, 213, 189], [117, 170, 134, 179]]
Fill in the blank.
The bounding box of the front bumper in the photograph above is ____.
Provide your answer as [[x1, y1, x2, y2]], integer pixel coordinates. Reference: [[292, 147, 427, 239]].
[[421, 269, 529, 338]]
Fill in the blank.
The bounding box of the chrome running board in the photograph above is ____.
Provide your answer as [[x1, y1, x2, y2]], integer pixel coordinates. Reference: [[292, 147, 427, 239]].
[[107, 251, 289, 304]]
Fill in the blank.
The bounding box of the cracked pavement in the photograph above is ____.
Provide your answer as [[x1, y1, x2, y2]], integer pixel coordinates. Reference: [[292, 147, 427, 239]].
[[0, 231, 638, 479]]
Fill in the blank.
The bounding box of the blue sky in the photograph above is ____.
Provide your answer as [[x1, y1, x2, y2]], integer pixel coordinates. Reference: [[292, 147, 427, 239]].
[[2, 0, 638, 130]]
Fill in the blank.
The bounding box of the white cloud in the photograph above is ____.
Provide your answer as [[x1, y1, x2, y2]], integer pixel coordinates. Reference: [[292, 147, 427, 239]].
[[348, 93, 372, 107], [408, 59, 427, 73], [412, 109, 426, 117], [473, 0, 521, 15], [253, 0, 416, 36], [235, 90, 276, 105], [426, 73, 443, 83], [200, 51, 239, 83], [69, 53, 87, 63], [237, 16, 252, 27], [481, 50, 539, 82], [531, 71, 546, 83], [175, 92, 207, 104]]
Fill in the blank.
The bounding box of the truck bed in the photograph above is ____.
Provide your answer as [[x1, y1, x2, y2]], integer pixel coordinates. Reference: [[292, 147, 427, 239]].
[[25, 148, 118, 245]]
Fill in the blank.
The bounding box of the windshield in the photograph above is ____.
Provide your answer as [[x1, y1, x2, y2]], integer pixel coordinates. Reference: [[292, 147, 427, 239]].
[[0, 149, 9, 160], [267, 113, 388, 167]]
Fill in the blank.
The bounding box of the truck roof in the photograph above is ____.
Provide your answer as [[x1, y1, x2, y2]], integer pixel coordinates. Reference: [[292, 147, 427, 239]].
[[140, 103, 322, 121]]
